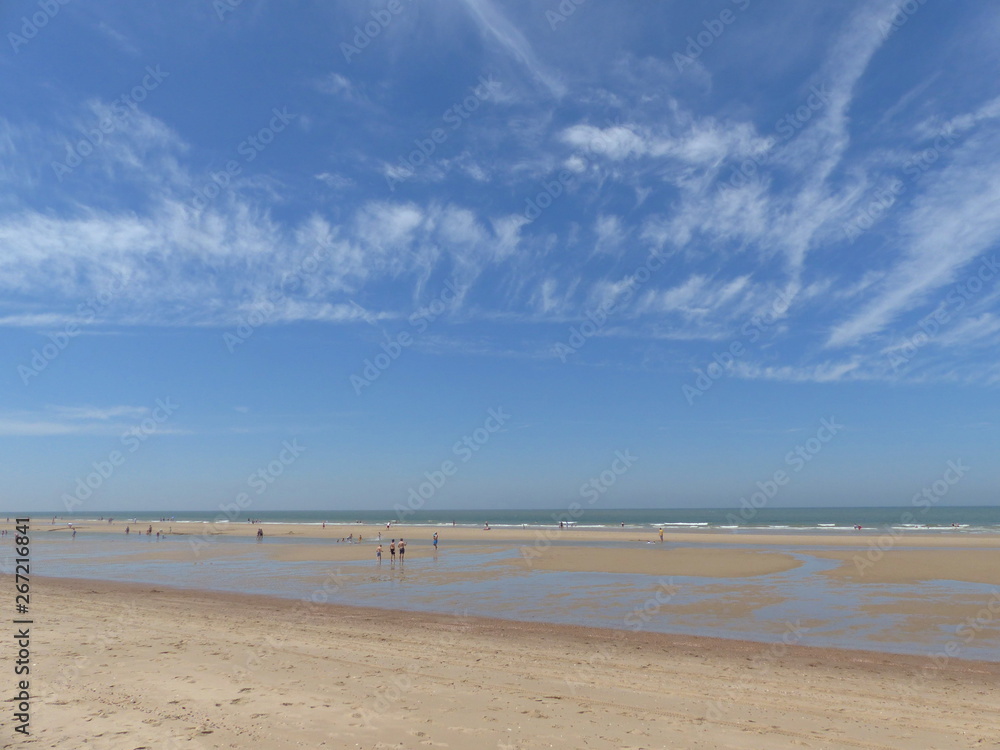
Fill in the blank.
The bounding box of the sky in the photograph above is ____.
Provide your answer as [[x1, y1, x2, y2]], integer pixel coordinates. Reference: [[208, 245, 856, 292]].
[[1, 0, 998, 513]]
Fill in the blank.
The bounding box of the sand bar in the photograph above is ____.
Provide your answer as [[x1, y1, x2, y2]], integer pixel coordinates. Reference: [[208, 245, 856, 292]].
[[814, 548, 1000, 585], [512, 545, 803, 577]]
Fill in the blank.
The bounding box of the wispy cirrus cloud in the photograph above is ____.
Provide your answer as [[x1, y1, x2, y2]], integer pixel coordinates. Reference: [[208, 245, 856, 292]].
[[0, 404, 186, 437], [456, 0, 566, 98]]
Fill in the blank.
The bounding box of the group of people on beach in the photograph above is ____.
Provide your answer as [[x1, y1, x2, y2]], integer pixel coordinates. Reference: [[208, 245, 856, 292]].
[[374, 532, 439, 565], [375, 538, 405, 564], [124, 524, 169, 538]]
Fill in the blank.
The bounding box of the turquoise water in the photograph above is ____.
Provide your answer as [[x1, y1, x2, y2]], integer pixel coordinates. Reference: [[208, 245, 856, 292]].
[[26, 505, 1000, 533]]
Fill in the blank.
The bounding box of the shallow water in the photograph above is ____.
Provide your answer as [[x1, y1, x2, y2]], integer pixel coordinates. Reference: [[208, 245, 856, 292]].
[[23, 533, 1000, 662]]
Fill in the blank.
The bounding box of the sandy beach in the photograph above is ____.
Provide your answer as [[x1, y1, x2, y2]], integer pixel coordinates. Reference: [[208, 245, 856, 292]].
[[15, 576, 1000, 750], [10, 522, 1000, 747]]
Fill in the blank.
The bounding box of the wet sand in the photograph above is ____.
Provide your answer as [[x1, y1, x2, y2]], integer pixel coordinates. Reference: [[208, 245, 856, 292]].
[[513, 545, 803, 577], [813, 548, 1000, 585]]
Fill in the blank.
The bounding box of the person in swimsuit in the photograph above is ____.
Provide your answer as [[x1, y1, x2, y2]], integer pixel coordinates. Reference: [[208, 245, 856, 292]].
[[376, 544, 382, 564], [390, 540, 396, 563], [398, 539, 405, 562], [432, 532, 438, 550]]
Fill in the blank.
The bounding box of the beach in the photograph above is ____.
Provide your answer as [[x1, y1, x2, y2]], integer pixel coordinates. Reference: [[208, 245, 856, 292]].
[[9, 521, 1000, 748], [18, 576, 1000, 749]]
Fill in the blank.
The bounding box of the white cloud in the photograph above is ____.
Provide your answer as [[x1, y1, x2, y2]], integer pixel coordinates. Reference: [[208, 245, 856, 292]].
[[827, 131, 1000, 348], [456, 0, 566, 97]]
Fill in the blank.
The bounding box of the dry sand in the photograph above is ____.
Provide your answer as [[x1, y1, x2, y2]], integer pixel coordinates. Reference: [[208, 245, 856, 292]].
[[16, 577, 1000, 750]]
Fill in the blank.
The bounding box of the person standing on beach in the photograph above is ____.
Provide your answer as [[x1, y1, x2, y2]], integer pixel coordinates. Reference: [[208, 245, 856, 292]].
[[432, 532, 438, 550], [376, 544, 382, 565], [390, 540, 396, 564], [398, 538, 406, 563], [659, 528, 664, 543]]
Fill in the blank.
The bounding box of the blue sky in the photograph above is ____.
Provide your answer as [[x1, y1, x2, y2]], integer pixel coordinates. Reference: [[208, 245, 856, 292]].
[[2, 0, 998, 512]]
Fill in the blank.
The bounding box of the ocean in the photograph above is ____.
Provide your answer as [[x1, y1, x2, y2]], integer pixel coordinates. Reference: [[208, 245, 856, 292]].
[[37, 505, 1000, 533]]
